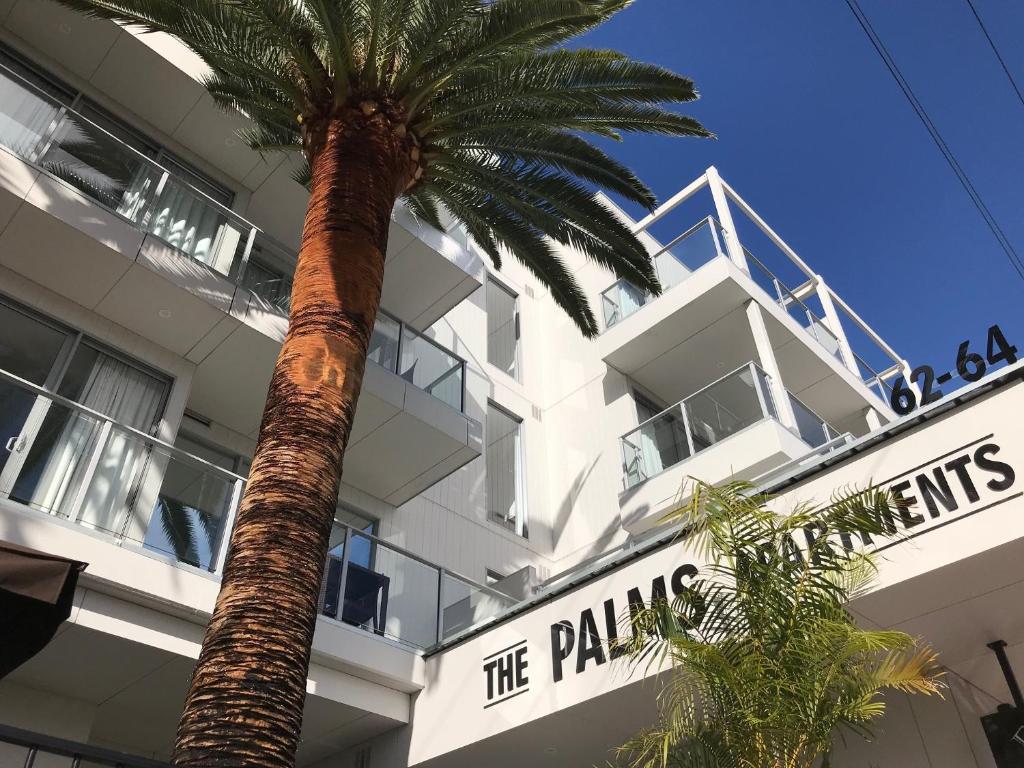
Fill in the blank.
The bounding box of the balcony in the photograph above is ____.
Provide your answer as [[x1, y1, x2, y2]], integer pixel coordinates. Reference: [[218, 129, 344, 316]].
[[600, 217, 726, 330], [0, 364, 507, 653], [0, 367, 244, 574], [0, 43, 482, 335], [187, 305, 480, 506], [596, 170, 907, 438], [0, 724, 171, 768], [319, 521, 518, 650], [618, 363, 844, 530]]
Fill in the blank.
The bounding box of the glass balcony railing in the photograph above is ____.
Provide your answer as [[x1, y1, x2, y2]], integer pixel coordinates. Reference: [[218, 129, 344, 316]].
[[320, 521, 518, 649], [788, 392, 843, 449], [369, 310, 466, 412], [0, 364, 505, 650], [0, 60, 257, 281], [601, 217, 725, 329], [0, 368, 244, 573], [620, 362, 840, 489], [744, 250, 845, 363], [597, 219, 861, 379]]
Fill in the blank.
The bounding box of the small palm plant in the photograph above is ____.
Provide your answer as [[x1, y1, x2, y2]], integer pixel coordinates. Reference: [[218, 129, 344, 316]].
[[617, 481, 944, 768], [52, 1, 711, 766]]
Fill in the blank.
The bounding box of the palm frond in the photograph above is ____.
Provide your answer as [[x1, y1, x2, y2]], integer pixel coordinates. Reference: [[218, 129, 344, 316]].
[[55, 0, 710, 344], [612, 480, 945, 768]]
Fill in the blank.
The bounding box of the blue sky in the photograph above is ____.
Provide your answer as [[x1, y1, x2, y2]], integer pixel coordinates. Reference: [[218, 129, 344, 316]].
[[581, 0, 1024, 391]]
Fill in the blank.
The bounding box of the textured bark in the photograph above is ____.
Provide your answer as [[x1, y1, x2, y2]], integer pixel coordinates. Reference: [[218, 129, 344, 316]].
[[172, 106, 414, 768]]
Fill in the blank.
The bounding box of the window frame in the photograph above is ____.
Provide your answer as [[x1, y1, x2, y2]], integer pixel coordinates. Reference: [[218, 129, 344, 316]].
[[0, 292, 172, 434], [0, 42, 236, 209], [486, 400, 528, 538], [486, 277, 521, 382]]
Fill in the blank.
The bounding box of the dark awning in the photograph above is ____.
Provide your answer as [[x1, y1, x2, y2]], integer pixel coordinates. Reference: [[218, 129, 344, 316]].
[[0, 542, 87, 679]]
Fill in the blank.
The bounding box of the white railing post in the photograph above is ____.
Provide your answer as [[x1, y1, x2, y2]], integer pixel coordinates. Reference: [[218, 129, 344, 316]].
[[213, 477, 245, 574], [436, 567, 446, 645], [68, 420, 113, 525], [746, 301, 797, 430], [815, 275, 860, 376], [706, 166, 748, 273], [864, 406, 883, 432]]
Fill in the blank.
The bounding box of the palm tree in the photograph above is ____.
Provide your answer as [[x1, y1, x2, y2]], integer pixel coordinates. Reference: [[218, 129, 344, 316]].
[[53, 1, 710, 765], [617, 481, 944, 768]]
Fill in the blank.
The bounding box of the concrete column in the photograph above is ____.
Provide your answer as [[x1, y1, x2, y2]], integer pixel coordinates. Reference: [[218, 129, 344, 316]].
[[746, 300, 796, 429], [706, 166, 748, 273], [815, 275, 861, 376], [864, 406, 883, 432]]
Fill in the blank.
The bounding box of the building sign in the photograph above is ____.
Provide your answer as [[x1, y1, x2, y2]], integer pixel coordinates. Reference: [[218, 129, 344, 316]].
[[482, 639, 529, 707], [548, 563, 698, 684], [407, 373, 1024, 766]]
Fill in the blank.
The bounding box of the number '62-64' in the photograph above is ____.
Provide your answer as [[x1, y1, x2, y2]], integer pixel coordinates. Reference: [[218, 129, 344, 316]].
[[890, 325, 1017, 416]]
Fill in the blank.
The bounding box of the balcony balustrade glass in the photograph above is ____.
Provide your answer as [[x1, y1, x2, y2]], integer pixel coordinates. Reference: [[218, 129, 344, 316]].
[[0, 368, 243, 573], [0, 364, 504, 649], [620, 363, 838, 489], [744, 251, 844, 363], [788, 393, 842, 449], [369, 311, 466, 412], [601, 217, 725, 329], [0, 60, 257, 281], [320, 522, 517, 649]]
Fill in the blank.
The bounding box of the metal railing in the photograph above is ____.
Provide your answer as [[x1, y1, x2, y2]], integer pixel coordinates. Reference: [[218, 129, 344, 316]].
[[620, 362, 778, 488], [0, 59, 259, 283], [597, 173, 906, 408], [319, 520, 518, 649], [743, 249, 845, 363], [620, 362, 842, 489], [600, 217, 725, 329], [788, 392, 842, 448], [0, 368, 244, 574], [0, 717, 173, 767], [369, 309, 467, 412], [0, 361, 498, 649]]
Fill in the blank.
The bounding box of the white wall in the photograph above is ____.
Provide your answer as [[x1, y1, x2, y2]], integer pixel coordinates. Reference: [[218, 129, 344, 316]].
[[831, 680, 999, 768]]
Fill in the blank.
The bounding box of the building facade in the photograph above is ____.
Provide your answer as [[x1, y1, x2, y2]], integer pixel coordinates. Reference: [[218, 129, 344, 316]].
[[0, 5, 1019, 768]]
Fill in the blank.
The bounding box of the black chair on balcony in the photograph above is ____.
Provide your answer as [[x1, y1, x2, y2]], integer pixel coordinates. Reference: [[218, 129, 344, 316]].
[[322, 556, 390, 637]]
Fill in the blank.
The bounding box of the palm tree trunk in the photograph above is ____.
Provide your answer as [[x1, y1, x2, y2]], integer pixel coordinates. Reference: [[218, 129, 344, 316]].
[[172, 107, 414, 768]]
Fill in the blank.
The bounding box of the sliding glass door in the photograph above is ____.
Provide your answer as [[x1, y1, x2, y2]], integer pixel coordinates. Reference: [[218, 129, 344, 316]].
[[0, 302, 72, 485], [0, 299, 169, 536]]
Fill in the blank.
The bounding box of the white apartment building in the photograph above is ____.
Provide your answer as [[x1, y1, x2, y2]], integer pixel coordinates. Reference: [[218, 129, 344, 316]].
[[0, 5, 1021, 768]]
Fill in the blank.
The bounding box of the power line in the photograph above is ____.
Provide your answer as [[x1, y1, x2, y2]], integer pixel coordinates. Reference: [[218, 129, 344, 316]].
[[843, 0, 1024, 283], [964, 0, 1024, 111]]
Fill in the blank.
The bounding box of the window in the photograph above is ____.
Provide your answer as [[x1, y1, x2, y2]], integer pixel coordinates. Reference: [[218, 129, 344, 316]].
[[487, 402, 527, 537], [0, 295, 170, 535], [0, 43, 239, 274], [486, 279, 519, 380]]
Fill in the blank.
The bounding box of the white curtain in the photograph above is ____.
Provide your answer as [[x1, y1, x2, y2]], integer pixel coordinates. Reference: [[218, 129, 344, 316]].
[[632, 398, 665, 482], [146, 178, 233, 272], [115, 164, 162, 225], [29, 354, 165, 534], [618, 281, 648, 319]]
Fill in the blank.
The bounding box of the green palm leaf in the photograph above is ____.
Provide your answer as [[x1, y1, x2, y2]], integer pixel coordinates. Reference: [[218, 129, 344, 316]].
[[617, 480, 945, 768], [52, 0, 711, 338]]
